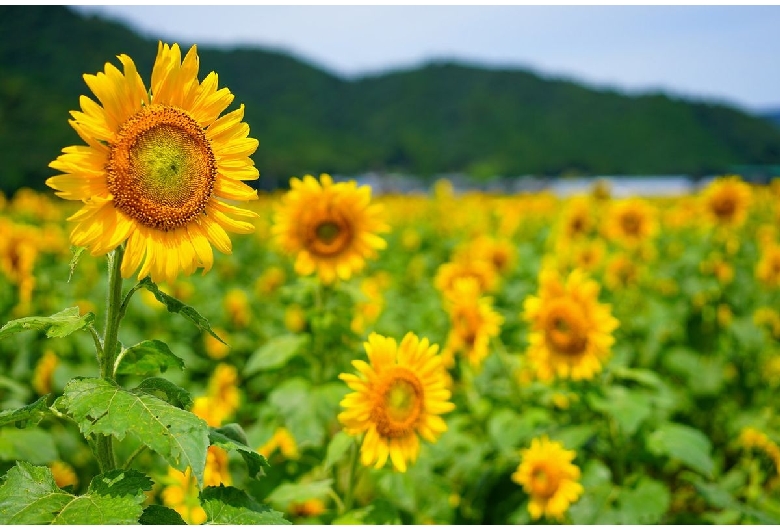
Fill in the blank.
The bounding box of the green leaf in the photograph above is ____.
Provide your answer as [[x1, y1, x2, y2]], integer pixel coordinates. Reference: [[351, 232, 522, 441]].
[[57, 377, 209, 486], [139, 505, 187, 525], [647, 422, 714, 477], [88, 469, 153, 500], [331, 499, 401, 525], [553, 424, 597, 450], [200, 486, 290, 524], [0, 307, 94, 341], [244, 334, 309, 376], [614, 477, 670, 524], [135, 377, 193, 410], [568, 460, 614, 525], [488, 408, 528, 453], [0, 427, 58, 464], [209, 424, 268, 479], [0, 462, 148, 524], [266, 480, 333, 511], [0, 395, 50, 428], [68, 246, 86, 283], [323, 431, 354, 471], [116, 340, 185, 376], [611, 366, 665, 388], [139, 277, 226, 345], [684, 474, 780, 524], [589, 386, 652, 437]]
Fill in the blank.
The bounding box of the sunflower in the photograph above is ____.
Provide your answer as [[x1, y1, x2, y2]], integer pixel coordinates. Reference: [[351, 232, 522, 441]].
[[511, 435, 583, 521], [47, 42, 259, 285], [523, 269, 618, 381], [272, 174, 389, 284], [338, 332, 455, 472], [603, 198, 658, 248], [558, 196, 595, 241], [442, 277, 504, 369], [701, 175, 752, 228], [604, 253, 641, 291], [434, 258, 498, 296], [756, 244, 780, 289], [458, 235, 516, 276]]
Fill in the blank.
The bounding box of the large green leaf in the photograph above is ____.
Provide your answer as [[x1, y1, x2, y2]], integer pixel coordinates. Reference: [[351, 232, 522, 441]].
[[244, 334, 309, 375], [0, 307, 94, 340], [209, 424, 268, 480], [56, 377, 209, 486], [0, 395, 50, 428], [116, 340, 185, 376], [647, 422, 714, 477], [0, 462, 150, 524], [200, 486, 290, 524], [139, 278, 226, 345]]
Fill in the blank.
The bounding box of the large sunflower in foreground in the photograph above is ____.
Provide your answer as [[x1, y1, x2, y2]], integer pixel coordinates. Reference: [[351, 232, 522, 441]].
[[47, 42, 259, 285], [338, 332, 455, 472], [701, 175, 752, 228], [272, 174, 389, 284], [511, 435, 583, 521], [523, 268, 618, 381]]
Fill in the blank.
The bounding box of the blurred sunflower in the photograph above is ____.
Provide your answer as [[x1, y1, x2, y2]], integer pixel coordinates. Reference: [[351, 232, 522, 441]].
[[442, 277, 504, 369], [434, 258, 498, 296], [511, 435, 583, 521], [558, 196, 595, 241], [338, 332, 455, 472], [257, 426, 300, 461], [523, 269, 618, 381], [604, 253, 641, 291], [272, 174, 388, 284], [457, 235, 516, 276], [701, 175, 752, 228], [603, 198, 658, 248], [756, 244, 780, 289], [47, 42, 259, 285]]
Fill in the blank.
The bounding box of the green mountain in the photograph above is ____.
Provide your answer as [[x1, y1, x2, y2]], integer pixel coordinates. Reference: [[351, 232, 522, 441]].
[[2, 5, 779, 193]]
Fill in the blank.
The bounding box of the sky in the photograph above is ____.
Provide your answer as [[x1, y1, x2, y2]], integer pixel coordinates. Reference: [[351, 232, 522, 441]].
[[72, 5, 780, 113]]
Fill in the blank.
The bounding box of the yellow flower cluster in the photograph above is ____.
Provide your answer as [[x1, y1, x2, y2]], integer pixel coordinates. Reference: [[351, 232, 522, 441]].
[[739, 427, 780, 476]]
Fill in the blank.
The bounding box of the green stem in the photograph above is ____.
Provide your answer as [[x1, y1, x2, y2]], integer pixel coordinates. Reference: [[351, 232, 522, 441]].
[[94, 246, 125, 473], [494, 337, 523, 406], [101, 246, 125, 381], [343, 438, 360, 513]]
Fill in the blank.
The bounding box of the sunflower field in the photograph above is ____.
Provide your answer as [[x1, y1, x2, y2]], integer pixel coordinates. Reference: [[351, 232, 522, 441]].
[[1, 42, 780, 525]]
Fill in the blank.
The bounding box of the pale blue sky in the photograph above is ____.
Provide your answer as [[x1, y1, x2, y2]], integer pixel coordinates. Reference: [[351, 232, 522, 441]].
[[73, 5, 780, 113]]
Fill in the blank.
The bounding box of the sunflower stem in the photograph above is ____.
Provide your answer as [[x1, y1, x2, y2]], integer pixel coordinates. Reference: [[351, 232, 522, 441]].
[[94, 246, 126, 473], [342, 437, 360, 513]]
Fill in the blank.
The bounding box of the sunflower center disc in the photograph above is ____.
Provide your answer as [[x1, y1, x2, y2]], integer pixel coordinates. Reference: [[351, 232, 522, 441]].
[[711, 193, 737, 219], [620, 212, 642, 235], [309, 216, 353, 256], [372, 367, 424, 438], [530, 463, 561, 499], [544, 300, 589, 356], [107, 105, 216, 231]]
